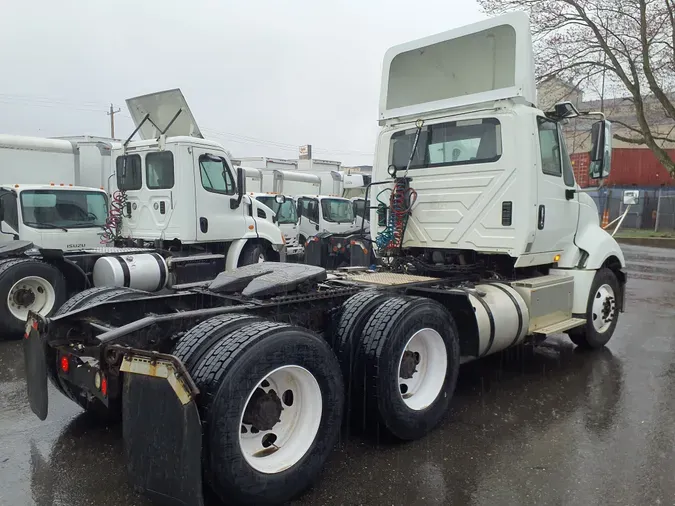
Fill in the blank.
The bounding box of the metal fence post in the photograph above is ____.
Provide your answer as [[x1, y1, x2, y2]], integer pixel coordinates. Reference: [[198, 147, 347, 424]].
[[655, 185, 663, 232]]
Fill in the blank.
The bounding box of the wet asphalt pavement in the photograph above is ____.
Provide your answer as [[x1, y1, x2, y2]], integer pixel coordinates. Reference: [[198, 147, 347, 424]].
[[1, 244, 674, 506]]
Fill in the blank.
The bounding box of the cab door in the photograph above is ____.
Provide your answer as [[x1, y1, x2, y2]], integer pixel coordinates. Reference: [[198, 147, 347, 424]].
[[118, 151, 177, 240], [297, 197, 320, 240], [529, 117, 579, 254], [0, 191, 19, 245], [193, 148, 253, 242]]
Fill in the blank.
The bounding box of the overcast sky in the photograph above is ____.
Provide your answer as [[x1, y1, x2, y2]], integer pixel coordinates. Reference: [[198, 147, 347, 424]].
[[0, 0, 483, 166]]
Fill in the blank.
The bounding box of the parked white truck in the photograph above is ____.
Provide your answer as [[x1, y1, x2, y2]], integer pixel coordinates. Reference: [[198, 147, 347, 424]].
[[249, 192, 303, 257], [295, 194, 356, 244], [23, 13, 626, 506], [0, 90, 285, 335]]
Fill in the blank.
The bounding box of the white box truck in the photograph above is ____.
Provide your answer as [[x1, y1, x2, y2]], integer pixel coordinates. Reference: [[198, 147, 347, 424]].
[[236, 156, 298, 171], [0, 135, 114, 189]]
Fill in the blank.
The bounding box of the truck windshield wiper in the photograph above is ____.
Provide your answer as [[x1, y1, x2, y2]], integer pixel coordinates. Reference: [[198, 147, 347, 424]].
[[23, 221, 69, 232], [67, 222, 104, 229]]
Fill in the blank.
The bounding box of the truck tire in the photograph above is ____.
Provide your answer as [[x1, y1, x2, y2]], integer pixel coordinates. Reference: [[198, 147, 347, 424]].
[[330, 289, 392, 423], [355, 296, 460, 440], [172, 313, 263, 373], [54, 286, 145, 316], [568, 268, 620, 349], [238, 241, 268, 267], [0, 258, 66, 336], [191, 320, 343, 506]]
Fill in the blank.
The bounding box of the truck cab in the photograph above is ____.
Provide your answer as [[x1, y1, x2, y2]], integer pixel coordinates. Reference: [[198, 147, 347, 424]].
[[0, 184, 108, 250], [371, 11, 625, 316], [250, 192, 303, 256], [113, 90, 286, 269], [296, 195, 356, 245]]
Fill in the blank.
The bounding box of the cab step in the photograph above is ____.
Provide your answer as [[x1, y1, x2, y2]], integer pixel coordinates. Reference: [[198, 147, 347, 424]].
[[533, 317, 586, 337]]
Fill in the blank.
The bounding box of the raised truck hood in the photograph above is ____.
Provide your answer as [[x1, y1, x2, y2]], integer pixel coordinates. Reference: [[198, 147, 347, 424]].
[[126, 88, 203, 140]]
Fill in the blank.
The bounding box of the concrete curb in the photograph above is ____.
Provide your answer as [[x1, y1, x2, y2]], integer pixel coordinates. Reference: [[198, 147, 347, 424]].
[[617, 237, 675, 249]]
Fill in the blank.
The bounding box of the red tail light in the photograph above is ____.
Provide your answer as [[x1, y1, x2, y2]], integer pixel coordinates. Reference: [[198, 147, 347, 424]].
[[101, 376, 108, 397], [60, 356, 69, 373]]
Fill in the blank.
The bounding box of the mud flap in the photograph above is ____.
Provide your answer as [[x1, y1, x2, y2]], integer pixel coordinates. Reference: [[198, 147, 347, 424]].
[[121, 355, 204, 506], [23, 316, 48, 420]]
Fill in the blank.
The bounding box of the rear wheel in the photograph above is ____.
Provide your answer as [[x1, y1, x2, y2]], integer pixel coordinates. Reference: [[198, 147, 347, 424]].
[[0, 258, 66, 336], [330, 290, 391, 423], [239, 242, 268, 266], [355, 296, 460, 440], [54, 286, 145, 316], [172, 313, 263, 372], [191, 320, 343, 505], [568, 268, 620, 349]]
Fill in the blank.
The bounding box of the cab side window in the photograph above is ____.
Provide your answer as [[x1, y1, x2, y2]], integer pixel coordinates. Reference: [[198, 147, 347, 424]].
[[307, 200, 319, 222], [199, 155, 236, 195], [116, 155, 142, 191], [537, 118, 562, 177], [297, 198, 310, 219], [146, 151, 175, 190], [0, 192, 18, 231]]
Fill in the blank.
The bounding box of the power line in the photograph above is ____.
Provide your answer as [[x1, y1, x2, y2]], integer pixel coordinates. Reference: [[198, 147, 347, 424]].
[[201, 127, 372, 156], [0, 97, 372, 157], [0, 98, 108, 114], [0, 92, 110, 109]]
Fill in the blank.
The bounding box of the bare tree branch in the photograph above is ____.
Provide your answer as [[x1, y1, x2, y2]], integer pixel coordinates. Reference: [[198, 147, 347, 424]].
[[477, 0, 675, 177]]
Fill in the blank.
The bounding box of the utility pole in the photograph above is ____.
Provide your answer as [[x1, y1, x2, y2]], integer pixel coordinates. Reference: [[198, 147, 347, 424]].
[[107, 103, 121, 138]]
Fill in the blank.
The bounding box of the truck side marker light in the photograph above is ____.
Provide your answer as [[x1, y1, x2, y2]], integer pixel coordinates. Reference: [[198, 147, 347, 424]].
[[60, 356, 69, 373]]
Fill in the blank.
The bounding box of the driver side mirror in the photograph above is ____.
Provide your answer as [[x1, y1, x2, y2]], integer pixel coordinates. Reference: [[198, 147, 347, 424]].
[[275, 194, 286, 205], [589, 120, 612, 179], [230, 166, 246, 210]]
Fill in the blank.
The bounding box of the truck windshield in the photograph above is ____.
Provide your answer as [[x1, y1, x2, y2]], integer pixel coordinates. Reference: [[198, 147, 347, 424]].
[[321, 198, 354, 223], [390, 118, 502, 170], [256, 196, 298, 225], [20, 190, 108, 229]]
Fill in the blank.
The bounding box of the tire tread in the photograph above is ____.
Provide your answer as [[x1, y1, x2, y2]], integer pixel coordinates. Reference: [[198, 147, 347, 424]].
[[172, 314, 263, 373]]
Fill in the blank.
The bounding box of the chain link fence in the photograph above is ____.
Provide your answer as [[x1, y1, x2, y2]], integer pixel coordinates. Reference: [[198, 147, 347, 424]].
[[587, 187, 675, 232]]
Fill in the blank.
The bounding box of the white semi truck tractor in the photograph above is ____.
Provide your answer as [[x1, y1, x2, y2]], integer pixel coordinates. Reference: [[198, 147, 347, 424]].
[[23, 12, 625, 506]]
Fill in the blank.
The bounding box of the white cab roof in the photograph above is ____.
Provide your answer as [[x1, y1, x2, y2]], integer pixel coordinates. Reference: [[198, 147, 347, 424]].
[[297, 194, 349, 201], [379, 12, 535, 123], [126, 89, 203, 140], [0, 184, 106, 192]]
